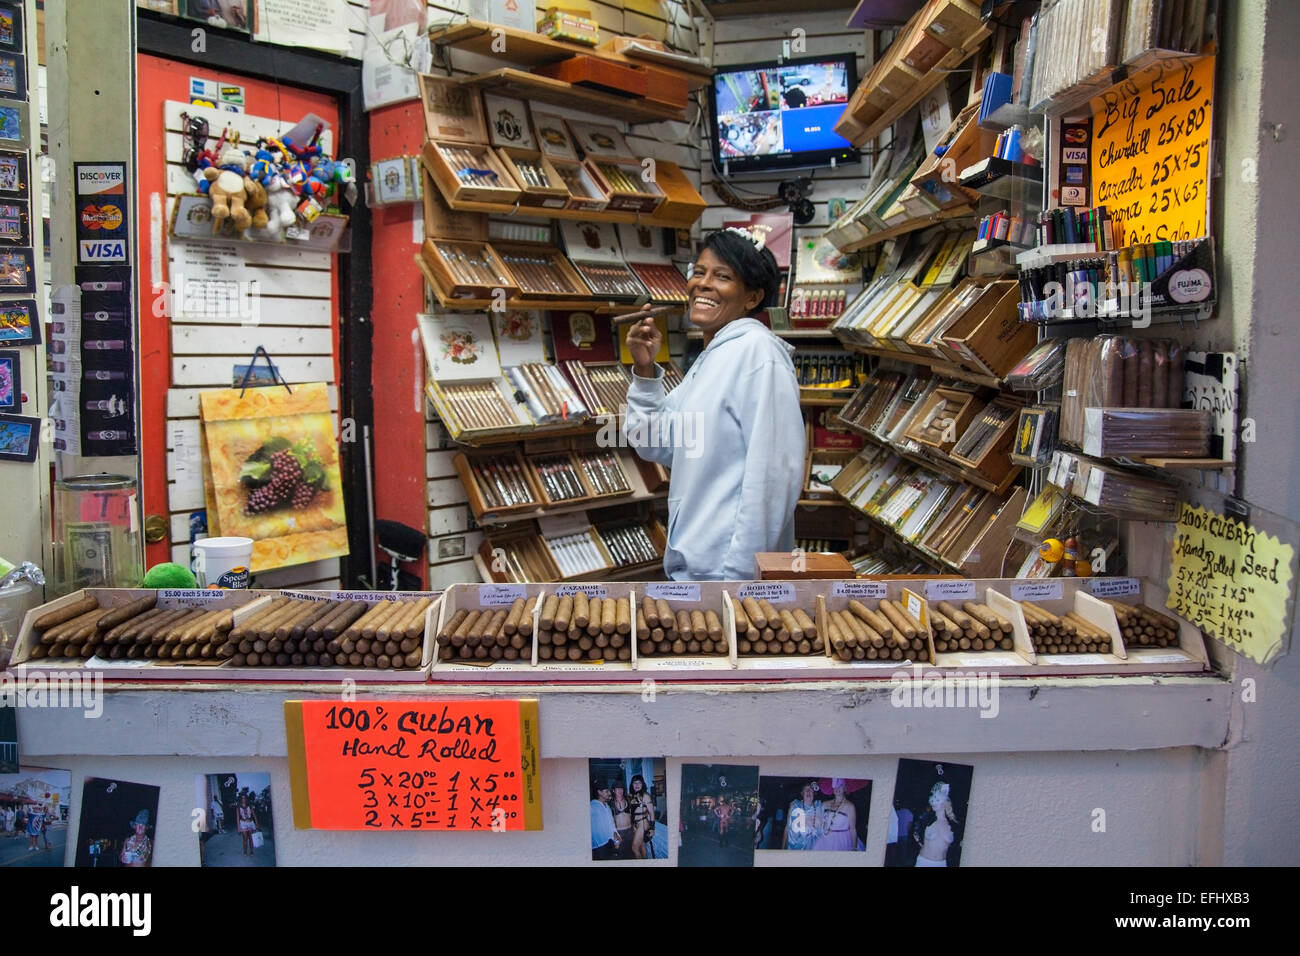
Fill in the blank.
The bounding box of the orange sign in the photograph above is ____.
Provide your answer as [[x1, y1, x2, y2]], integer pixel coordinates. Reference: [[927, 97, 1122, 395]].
[[1091, 56, 1214, 245], [285, 699, 542, 831]]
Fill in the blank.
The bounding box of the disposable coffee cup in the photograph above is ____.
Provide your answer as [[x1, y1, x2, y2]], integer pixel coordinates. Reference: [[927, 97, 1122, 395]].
[[192, 537, 254, 588]]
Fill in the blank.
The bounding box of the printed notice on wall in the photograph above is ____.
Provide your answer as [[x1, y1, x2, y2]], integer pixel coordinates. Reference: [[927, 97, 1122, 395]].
[[1091, 56, 1214, 245], [285, 700, 542, 831], [255, 0, 352, 55], [1168, 503, 1296, 665]]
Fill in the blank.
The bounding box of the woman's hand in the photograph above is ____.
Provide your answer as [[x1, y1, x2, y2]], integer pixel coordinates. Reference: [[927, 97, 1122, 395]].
[[625, 317, 661, 377]]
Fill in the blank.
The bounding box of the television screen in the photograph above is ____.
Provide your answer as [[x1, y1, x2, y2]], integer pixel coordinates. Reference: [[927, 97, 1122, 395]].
[[710, 54, 860, 173]]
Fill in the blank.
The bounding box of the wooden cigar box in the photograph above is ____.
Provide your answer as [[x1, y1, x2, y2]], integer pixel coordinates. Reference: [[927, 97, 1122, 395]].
[[754, 552, 856, 580], [535, 55, 649, 97]]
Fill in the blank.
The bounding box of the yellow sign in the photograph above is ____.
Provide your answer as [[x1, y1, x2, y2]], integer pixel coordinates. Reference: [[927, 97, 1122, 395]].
[[1092, 56, 1214, 245], [1167, 503, 1295, 664]]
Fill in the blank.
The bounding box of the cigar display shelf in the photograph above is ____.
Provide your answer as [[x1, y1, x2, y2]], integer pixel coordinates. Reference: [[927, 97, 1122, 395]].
[[422, 140, 523, 206], [8, 578, 1209, 684], [416, 253, 649, 312], [494, 146, 570, 209], [419, 238, 519, 299], [8, 589, 439, 682], [584, 160, 666, 214]]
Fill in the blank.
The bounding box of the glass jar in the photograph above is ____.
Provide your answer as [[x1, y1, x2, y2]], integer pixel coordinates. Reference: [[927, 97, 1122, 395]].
[[53, 475, 143, 594]]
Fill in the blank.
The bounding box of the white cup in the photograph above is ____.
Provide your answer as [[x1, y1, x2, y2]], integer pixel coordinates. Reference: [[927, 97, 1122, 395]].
[[192, 537, 254, 588]]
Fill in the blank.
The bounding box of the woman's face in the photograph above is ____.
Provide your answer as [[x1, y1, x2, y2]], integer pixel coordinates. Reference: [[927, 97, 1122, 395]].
[[133, 823, 145, 836], [631, 778, 644, 794], [801, 784, 815, 803], [929, 792, 947, 811], [687, 247, 763, 335]]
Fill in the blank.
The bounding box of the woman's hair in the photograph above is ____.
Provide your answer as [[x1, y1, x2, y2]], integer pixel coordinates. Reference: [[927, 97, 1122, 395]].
[[699, 230, 782, 309], [629, 774, 651, 803]]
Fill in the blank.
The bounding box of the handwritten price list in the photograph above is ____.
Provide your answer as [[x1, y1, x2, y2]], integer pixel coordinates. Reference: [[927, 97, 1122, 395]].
[[286, 700, 542, 831], [1166, 503, 1295, 665], [1091, 56, 1215, 244]]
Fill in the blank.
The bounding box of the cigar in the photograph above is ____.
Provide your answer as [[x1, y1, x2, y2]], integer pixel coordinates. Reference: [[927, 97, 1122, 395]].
[[611, 304, 676, 327], [34, 596, 101, 631], [97, 595, 158, 630]]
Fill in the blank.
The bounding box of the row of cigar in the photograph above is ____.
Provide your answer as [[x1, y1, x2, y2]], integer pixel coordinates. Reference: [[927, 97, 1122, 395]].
[[26, 594, 428, 668], [215, 597, 429, 668], [571, 262, 647, 298], [638, 598, 727, 657], [496, 251, 585, 296], [565, 361, 630, 415], [506, 363, 589, 424], [439, 382, 520, 431], [929, 601, 1016, 653], [1019, 601, 1112, 655], [437, 597, 536, 661], [595, 162, 659, 196], [541, 594, 634, 661], [27, 594, 227, 662], [823, 599, 927, 662], [1102, 599, 1180, 648], [629, 263, 689, 301], [734, 598, 822, 657]]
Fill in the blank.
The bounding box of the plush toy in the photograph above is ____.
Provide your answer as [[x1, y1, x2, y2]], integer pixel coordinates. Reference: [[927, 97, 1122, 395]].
[[248, 145, 281, 186], [263, 175, 299, 238], [203, 145, 253, 232], [244, 178, 269, 231], [142, 562, 198, 589]]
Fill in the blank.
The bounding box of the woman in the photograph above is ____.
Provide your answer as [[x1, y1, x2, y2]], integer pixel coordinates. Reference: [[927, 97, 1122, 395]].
[[25, 807, 42, 852], [629, 773, 656, 859], [624, 229, 805, 581], [782, 781, 823, 850], [610, 781, 634, 859], [120, 810, 152, 867], [713, 796, 733, 846], [236, 793, 259, 856], [812, 779, 858, 851], [913, 782, 959, 867]]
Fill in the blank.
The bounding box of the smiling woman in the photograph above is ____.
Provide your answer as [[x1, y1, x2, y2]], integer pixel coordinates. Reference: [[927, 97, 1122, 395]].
[[622, 230, 805, 581]]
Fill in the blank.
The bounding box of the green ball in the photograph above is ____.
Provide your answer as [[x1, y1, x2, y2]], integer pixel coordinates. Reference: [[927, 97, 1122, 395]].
[[143, 562, 198, 589]]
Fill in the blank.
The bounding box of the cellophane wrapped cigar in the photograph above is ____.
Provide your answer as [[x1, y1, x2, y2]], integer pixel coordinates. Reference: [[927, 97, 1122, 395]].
[[1101, 599, 1177, 648], [438, 597, 537, 663], [535, 597, 631, 662], [735, 600, 822, 657], [1018, 601, 1112, 654], [928, 601, 1016, 653], [636, 598, 729, 657]]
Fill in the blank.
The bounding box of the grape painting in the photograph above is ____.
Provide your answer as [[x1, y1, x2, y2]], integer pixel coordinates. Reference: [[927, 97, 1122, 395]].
[[238, 436, 328, 516]]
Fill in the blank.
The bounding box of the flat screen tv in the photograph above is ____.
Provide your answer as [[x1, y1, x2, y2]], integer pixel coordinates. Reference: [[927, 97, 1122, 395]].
[[709, 53, 861, 174]]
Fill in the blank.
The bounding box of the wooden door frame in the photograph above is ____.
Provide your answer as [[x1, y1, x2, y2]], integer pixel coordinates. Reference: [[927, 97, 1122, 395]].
[[136, 12, 374, 587]]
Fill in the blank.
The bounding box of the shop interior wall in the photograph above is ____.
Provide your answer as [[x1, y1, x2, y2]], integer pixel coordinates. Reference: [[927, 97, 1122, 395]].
[[1123, 0, 1300, 865]]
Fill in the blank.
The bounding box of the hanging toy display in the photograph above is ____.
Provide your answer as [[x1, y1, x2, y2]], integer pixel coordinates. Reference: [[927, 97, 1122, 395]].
[[173, 113, 356, 248]]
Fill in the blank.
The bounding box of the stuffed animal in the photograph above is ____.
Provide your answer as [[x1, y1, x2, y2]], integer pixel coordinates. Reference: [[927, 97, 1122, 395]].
[[263, 176, 299, 238], [244, 178, 269, 231], [248, 145, 281, 186], [204, 166, 251, 231]]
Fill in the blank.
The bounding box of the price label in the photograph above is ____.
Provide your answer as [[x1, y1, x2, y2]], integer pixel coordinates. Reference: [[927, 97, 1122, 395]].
[[832, 580, 887, 599], [1167, 502, 1294, 664], [644, 582, 701, 601], [286, 700, 542, 831], [554, 584, 607, 598], [925, 580, 977, 601], [902, 587, 928, 630], [279, 589, 337, 602], [1087, 577, 1141, 597], [158, 589, 227, 605], [1010, 580, 1065, 602], [1091, 56, 1214, 245], [478, 584, 527, 607], [737, 582, 796, 602]]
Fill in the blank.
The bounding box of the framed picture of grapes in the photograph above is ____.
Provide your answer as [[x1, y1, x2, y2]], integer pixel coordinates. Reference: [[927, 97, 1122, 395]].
[[198, 383, 349, 572]]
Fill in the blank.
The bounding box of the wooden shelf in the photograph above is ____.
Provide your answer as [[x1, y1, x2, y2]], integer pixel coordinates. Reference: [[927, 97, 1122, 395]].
[[429, 18, 712, 87], [432, 193, 702, 229], [686, 328, 841, 340], [840, 342, 1004, 390], [829, 204, 976, 253], [473, 487, 669, 527], [1131, 457, 1235, 471], [462, 68, 687, 124], [472, 552, 665, 585], [799, 388, 856, 406], [415, 255, 681, 313]]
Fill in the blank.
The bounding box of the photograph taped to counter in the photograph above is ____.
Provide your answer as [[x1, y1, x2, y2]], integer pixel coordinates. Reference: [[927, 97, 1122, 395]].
[[679, 763, 759, 867], [74, 777, 160, 868], [0, 766, 70, 866], [589, 757, 668, 861], [757, 775, 870, 852], [198, 772, 275, 867], [886, 759, 973, 868]]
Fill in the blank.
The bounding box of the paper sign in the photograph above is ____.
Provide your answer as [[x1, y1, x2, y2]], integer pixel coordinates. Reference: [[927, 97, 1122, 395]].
[[1167, 503, 1295, 664], [902, 587, 928, 630], [832, 580, 888, 599], [644, 582, 701, 601], [555, 583, 607, 598], [925, 580, 976, 601], [74, 163, 130, 264], [1010, 580, 1064, 602], [1091, 56, 1214, 245], [1087, 577, 1141, 597], [737, 582, 796, 602], [478, 584, 527, 606], [286, 700, 542, 831], [158, 589, 228, 604]]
